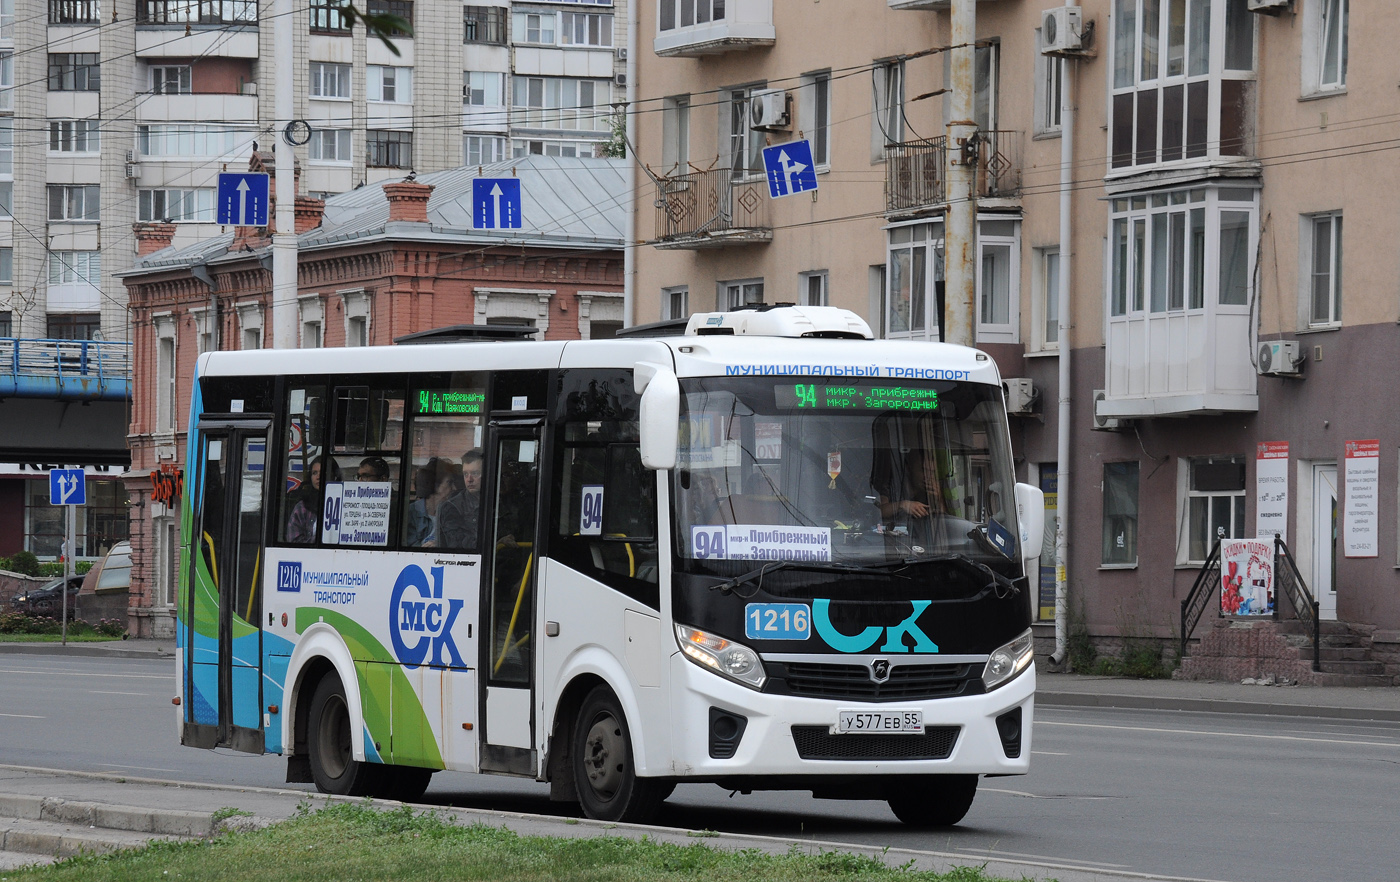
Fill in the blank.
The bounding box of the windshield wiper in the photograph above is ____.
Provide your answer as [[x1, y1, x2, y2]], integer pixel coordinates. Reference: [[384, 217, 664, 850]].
[[916, 554, 1021, 598], [710, 560, 909, 595]]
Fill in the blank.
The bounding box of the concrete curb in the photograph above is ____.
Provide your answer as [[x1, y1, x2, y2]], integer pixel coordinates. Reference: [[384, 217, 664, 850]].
[[1037, 690, 1400, 722], [0, 642, 171, 659]]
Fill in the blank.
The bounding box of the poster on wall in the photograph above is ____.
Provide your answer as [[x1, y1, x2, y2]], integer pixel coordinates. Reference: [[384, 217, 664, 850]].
[[1343, 440, 1380, 558], [1255, 442, 1289, 543], [1221, 538, 1274, 616]]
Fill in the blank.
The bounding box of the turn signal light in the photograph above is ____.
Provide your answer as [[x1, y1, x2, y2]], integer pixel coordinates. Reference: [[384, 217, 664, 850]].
[[172, 697, 181, 706]]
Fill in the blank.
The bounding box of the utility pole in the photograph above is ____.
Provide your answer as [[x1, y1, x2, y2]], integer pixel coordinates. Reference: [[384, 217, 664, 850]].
[[943, 0, 978, 347], [271, 0, 298, 349]]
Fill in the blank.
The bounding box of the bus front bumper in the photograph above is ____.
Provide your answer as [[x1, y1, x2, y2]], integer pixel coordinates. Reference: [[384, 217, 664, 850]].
[[664, 652, 1034, 779]]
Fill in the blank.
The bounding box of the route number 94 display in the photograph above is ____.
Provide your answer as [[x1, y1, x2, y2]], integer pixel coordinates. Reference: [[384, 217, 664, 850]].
[[835, 709, 924, 734]]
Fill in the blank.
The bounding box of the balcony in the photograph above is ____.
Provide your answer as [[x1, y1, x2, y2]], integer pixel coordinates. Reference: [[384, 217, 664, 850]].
[[0, 339, 131, 402], [885, 131, 1021, 216], [49, 0, 99, 24], [653, 0, 773, 57], [652, 168, 771, 250], [887, 0, 1000, 10], [136, 0, 256, 24]]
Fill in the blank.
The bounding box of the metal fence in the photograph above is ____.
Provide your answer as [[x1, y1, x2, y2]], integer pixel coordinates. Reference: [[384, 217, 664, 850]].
[[653, 168, 771, 245], [0, 338, 132, 401], [885, 130, 1022, 215]]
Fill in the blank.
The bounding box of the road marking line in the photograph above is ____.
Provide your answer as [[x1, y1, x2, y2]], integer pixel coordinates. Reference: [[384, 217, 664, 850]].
[[984, 787, 1120, 800], [1040, 719, 1400, 748], [949, 848, 1131, 869], [1030, 750, 1069, 755], [0, 668, 172, 681], [0, 713, 45, 719]]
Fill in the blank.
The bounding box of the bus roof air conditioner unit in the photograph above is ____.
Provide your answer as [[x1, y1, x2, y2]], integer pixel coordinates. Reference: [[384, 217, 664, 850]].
[[1258, 340, 1303, 377], [749, 89, 791, 131], [1040, 6, 1083, 55], [1092, 389, 1126, 431]]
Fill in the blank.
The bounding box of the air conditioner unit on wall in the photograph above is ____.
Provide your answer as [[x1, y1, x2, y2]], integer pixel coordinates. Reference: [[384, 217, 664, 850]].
[[1246, 0, 1291, 13], [614, 72, 627, 87], [749, 88, 791, 131], [1003, 378, 1037, 415], [1092, 389, 1127, 431], [1258, 340, 1303, 377], [1040, 6, 1083, 55]]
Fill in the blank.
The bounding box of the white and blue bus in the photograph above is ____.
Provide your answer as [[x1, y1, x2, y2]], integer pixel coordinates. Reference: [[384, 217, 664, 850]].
[[176, 305, 1043, 826]]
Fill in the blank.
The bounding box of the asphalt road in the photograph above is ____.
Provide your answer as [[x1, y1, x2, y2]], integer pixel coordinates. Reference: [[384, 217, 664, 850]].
[[4, 654, 1400, 882]]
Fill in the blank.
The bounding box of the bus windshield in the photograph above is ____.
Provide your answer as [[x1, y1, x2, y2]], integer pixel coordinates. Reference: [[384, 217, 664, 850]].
[[673, 376, 1020, 572]]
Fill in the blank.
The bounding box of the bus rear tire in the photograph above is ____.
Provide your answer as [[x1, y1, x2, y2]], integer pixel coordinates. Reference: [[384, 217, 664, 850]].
[[887, 774, 978, 827], [307, 673, 379, 797], [572, 686, 667, 823]]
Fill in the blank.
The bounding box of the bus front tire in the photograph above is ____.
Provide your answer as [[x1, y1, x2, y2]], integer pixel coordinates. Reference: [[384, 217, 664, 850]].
[[307, 673, 379, 797], [571, 686, 668, 823], [887, 775, 978, 827]]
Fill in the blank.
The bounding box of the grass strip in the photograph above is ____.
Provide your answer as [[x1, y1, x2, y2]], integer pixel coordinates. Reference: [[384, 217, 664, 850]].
[[0, 803, 1034, 882]]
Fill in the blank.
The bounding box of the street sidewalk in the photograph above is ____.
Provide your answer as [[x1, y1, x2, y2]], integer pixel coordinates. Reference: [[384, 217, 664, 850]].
[[4, 638, 1399, 721]]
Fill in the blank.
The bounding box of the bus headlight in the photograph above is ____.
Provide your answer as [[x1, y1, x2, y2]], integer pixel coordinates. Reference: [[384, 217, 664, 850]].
[[675, 624, 766, 690], [983, 628, 1035, 691]]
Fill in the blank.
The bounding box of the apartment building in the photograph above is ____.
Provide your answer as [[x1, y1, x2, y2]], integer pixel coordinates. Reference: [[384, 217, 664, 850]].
[[0, 0, 627, 560], [632, 0, 1400, 669]]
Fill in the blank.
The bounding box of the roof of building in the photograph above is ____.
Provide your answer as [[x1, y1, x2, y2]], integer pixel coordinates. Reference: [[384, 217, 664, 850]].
[[127, 155, 629, 275]]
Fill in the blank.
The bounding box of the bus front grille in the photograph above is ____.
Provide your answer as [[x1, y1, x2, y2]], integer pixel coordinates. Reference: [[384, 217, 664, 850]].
[[790, 725, 961, 761], [775, 661, 983, 701]]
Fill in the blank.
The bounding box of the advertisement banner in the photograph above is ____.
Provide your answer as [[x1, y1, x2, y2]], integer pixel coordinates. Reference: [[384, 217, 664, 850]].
[[1221, 538, 1274, 617], [1343, 440, 1380, 558], [1255, 442, 1289, 543]]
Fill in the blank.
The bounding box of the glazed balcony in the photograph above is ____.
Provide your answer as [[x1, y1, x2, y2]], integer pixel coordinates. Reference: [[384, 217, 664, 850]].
[[653, 0, 773, 57]]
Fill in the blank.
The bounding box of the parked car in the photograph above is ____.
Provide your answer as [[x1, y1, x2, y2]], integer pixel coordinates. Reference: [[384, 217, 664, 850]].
[[9, 574, 84, 618], [82, 541, 132, 595]]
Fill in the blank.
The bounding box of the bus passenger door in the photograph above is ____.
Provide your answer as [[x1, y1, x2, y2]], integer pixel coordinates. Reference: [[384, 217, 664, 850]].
[[184, 424, 268, 753], [480, 426, 543, 774]]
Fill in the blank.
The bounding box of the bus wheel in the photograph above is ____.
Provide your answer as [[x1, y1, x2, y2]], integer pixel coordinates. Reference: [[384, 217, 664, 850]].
[[572, 686, 667, 823], [887, 775, 978, 827], [307, 673, 378, 797]]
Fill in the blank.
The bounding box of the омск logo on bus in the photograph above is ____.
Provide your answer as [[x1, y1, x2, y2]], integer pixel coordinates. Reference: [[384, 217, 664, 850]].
[[812, 599, 940, 654], [389, 565, 466, 668]]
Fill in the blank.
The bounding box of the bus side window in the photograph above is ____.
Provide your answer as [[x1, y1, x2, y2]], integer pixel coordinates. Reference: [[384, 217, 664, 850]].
[[279, 385, 327, 545], [401, 375, 486, 551], [553, 426, 659, 596]]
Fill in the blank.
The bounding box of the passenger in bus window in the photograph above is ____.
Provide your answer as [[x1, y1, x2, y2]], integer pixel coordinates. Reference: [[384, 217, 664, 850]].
[[434, 458, 471, 549], [405, 465, 436, 546], [356, 457, 389, 482], [287, 456, 337, 543], [877, 448, 949, 548]]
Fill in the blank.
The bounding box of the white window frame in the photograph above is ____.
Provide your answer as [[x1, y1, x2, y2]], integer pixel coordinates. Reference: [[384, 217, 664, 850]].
[[150, 64, 191, 94], [559, 10, 612, 46], [0, 51, 12, 112], [190, 306, 215, 353], [237, 301, 263, 351], [798, 271, 828, 307], [513, 10, 556, 44], [463, 70, 506, 107], [1032, 247, 1060, 352], [872, 60, 903, 162], [976, 221, 1020, 343], [139, 188, 215, 222], [464, 134, 507, 166], [1034, 30, 1063, 137], [368, 65, 411, 103], [154, 313, 176, 432], [1302, 211, 1343, 329], [512, 76, 611, 132], [1302, 0, 1348, 96], [800, 70, 831, 169], [309, 61, 351, 100], [662, 285, 688, 321], [725, 84, 766, 182], [721, 278, 764, 311], [48, 184, 100, 222], [1176, 454, 1247, 566], [511, 139, 601, 158], [662, 94, 690, 174], [49, 119, 99, 153], [299, 294, 324, 348], [308, 128, 352, 163], [48, 250, 100, 286], [341, 287, 370, 346]]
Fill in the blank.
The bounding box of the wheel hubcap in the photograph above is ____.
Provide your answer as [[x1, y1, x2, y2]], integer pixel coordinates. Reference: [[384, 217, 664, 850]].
[[317, 694, 351, 779], [583, 714, 625, 799]]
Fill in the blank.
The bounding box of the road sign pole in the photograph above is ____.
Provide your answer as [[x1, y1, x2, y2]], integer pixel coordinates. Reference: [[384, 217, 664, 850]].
[[63, 501, 73, 646]]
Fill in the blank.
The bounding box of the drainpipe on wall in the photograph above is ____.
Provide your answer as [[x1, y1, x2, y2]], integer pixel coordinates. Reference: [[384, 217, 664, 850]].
[[1051, 58, 1076, 667], [622, 0, 638, 327]]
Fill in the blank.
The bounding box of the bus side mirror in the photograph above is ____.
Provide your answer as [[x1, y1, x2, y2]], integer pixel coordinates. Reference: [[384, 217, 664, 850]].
[[634, 362, 679, 471], [1014, 482, 1045, 566]]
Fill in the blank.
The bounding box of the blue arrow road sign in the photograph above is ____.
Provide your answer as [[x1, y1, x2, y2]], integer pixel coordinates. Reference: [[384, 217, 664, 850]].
[[472, 178, 522, 230], [49, 468, 85, 506], [762, 139, 819, 199], [217, 173, 270, 226]]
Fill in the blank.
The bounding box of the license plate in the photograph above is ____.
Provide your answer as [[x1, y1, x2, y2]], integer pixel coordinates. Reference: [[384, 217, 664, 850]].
[[834, 709, 923, 734]]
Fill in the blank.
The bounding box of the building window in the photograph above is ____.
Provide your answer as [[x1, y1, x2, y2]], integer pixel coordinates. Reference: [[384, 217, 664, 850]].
[[310, 61, 351, 99], [0, 182, 11, 218], [723, 279, 763, 310], [887, 222, 933, 337], [137, 124, 253, 157], [1312, 0, 1348, 92], [343, 289, 370, 346], [48, 53, 100, 91], [1183, 455, 1246, 563], [137, 0, 256, 24], [802, 71, 831, 167], [663, 285, 688, 320], [139, 188, 215, 222], [50, 120, 100, 153], [512, 76, 611, 131], [366, 130, 412, 168], [463, 70, 505, 106], [1102, 461, 1139, 566], [464, 135, 507, 165], [0, 248, 11, 284], [560, 11, 611, 46], [727, 85, 765, 181], [661, 94, 690, 173], [367, 65, 411, 103], [308, 128, 352, 162], [309, 0, 350, 32], [48, 251, 100, 286], [0, 51, 12, 112], [511, 139, 600, 158], [799, 271, 828, 307], [658, 0, 722, 31], [299, 295, 324, 349], [237, 303, 262, 350], [872, 61, 903, 160], [514, 10, 555, 43], [366, 0, 411, 34], [1035, 32, 1063, 135], [1111, 0, 1254, 168], [1037, 248, 1060, 349], [0, 118, 11, 175], [48, 0, 99, 25], [0, 310, 10, 335], [463, 5, 505, 44], [884, 219, 1020, 342], [150, 64, 191, 94], [48, 185, 100, 222], [977, 220, 1018, 342], [155, 318, 176, 431], [46, 313, 101, 340], [1307, 212, 1343, 327]]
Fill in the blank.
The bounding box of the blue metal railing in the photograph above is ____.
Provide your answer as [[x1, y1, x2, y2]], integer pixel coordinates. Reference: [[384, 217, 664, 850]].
[[0, 338, 132, 401]]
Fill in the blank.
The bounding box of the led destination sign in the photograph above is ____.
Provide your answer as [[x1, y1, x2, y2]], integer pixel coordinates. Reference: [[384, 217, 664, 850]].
[[774, 383, 940, 412], [414, 390, 484, 415]]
